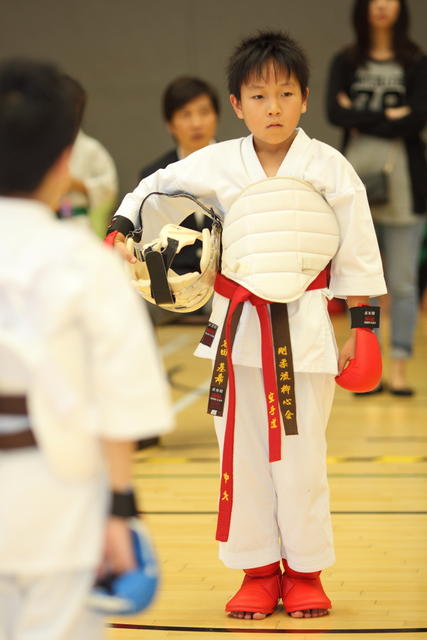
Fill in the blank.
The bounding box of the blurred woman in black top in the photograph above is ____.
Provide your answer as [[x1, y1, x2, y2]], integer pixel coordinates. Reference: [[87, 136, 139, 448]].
[[326, 0, 427, 395]]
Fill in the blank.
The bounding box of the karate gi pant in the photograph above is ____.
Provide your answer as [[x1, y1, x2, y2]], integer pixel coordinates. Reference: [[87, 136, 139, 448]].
[[0, 571, 104, 640], [214, 366, 336, 573], [0, 449, 107, 640]]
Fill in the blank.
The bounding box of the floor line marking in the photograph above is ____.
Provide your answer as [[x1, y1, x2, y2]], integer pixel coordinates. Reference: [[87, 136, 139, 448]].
[[173, 378, 210, 415], [140, 510, 427, 516], [133, 473, 427, 479], [109, 622, 427, 634], [137, 455, 427, 464]]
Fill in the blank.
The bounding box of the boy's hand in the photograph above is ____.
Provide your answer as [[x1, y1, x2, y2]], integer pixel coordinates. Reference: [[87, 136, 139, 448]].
[[338, 330, 356, 374], [112, 232, 137, 264], [98, 515, 137, 577], [335, 303, 382, 392]]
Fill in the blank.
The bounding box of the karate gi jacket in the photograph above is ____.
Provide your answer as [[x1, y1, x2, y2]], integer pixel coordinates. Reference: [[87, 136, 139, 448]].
[[0, 197, 173, 573], [115, 128, 387, 375]]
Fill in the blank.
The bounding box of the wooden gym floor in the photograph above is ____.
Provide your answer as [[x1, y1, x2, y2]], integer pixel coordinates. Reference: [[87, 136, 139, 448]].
[[107, 310, 427, 640]]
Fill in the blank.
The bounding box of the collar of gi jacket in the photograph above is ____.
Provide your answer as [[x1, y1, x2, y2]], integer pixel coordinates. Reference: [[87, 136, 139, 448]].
[[0, 196, 54, 228], [241, 128, 312, 183]]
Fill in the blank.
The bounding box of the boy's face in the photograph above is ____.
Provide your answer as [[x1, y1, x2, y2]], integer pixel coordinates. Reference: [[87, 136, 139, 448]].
[[230, 63, 308, 150]]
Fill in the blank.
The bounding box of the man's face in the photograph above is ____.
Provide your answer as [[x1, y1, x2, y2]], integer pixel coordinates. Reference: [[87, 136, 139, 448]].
[[167, 93, 218, 155], [230, 63, 308, 149]]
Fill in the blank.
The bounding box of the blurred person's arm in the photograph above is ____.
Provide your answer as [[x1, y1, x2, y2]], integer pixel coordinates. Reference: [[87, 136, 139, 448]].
[[328, 53, 427, 139], [359, 57, 427, 138], [326, 52, 384, 130], [82, 236, 173, 574], [99, 439, 137, 574]]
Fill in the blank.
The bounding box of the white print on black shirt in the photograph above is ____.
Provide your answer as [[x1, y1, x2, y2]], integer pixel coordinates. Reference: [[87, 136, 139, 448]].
[[350, 60, 406, 112]]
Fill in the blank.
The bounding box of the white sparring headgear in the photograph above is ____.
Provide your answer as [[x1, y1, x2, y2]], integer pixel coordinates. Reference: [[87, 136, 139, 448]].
[[126, 192, 222, 313]]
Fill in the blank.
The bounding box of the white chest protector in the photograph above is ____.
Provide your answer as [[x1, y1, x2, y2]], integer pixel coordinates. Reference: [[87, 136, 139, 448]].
[[221, 177, 340, 303]]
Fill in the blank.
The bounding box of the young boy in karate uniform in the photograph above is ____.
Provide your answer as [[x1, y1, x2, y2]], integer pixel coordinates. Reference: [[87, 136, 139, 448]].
[[108, 31, 386, 619], [0, 59, 172, 639]]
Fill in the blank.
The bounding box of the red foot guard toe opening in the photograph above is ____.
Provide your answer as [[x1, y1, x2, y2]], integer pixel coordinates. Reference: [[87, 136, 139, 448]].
[[281, 560, 331, 614], [226, 562, 282, 615]]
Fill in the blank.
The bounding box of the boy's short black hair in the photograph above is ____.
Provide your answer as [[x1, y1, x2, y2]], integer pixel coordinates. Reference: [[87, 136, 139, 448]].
[[163, 76, 220, 122], [0, 59, 82, 195], [227, 31, 309, 99], [62, 73, 87, 128]]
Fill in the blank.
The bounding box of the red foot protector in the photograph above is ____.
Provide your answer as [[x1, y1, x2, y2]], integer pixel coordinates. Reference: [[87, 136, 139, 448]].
[[335, 327, 382, 393], [281, 560, 331, 613], [225, 562, 282, 614]]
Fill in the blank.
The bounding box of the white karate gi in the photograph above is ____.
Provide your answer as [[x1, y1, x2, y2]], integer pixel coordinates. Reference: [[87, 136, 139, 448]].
[[115, 128, 386, 571], [0, 197, 173, 639], [59, 130, 118, 237]]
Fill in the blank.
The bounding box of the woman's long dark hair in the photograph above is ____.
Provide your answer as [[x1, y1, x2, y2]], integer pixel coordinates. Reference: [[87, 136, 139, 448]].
[[347, 0, 422, 66]]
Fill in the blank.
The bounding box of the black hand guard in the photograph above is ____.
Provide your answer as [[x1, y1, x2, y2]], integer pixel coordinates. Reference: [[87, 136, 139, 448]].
[[106, 215, 135, 238], [349, 305, 380, 329], [110, 489, 138, 518]]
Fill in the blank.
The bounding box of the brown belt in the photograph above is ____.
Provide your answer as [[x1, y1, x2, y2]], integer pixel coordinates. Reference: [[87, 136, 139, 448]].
[[0, 395, 28, 414], [0, 428, 37, 450], [0, 395, 36, 450]]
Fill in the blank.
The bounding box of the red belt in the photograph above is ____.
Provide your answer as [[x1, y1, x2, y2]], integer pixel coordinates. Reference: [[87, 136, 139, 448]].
[[209, 269, 328, 542]]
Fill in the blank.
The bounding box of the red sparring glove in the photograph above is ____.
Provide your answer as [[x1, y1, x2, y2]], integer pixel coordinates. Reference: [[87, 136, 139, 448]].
[[335, 304, 381, 393]]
